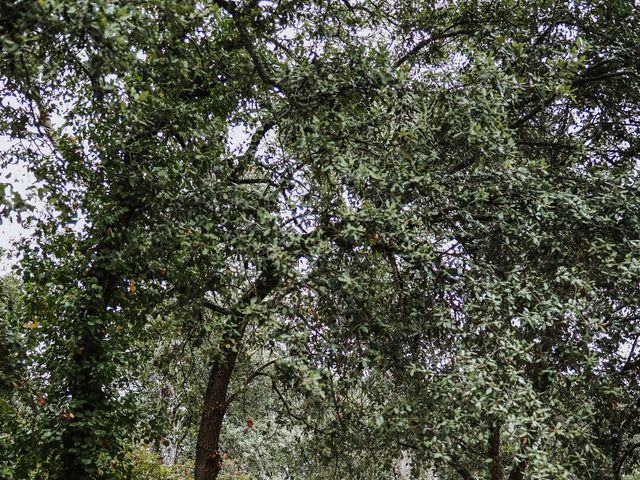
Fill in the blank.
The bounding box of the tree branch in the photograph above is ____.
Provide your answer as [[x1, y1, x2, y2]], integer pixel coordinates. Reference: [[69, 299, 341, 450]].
[[213, 0, 283, 89], [202, 299, 230, 315], [449, 457, 473, 480], [508, 457, 528, 480], [509, 60, 631, 129], [232, 120, 275, 175], [394, 29, 470, 68], [615, 441, 640, 478], [225, 359, 277, 406]]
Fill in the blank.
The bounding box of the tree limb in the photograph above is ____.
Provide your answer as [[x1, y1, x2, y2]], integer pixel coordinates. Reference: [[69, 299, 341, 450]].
[[225, 359, 277, 406], [394, 29, 470, 68]]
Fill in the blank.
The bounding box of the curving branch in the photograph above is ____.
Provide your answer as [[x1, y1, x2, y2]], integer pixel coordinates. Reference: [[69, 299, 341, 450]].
[[394, 28, 471, 68], [213, 0, 283, 89]]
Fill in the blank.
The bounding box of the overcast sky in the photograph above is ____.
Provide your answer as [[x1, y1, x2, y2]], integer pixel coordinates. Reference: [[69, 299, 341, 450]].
[[0, 136, 35, 274]]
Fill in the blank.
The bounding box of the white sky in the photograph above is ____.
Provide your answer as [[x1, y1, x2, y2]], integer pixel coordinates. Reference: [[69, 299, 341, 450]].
[[0, 137, 36, 274]]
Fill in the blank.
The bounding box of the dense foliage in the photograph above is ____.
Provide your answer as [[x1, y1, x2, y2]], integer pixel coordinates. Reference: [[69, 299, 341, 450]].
[[1, 0, 640, 479]]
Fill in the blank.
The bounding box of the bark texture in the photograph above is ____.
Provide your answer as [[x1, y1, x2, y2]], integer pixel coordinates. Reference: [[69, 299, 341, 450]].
[[194, 355, 238, 480], [194, 267, 279, 480]]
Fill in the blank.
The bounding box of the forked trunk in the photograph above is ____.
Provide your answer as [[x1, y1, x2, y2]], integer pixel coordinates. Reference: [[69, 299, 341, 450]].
[[194, 268, 280, 480]]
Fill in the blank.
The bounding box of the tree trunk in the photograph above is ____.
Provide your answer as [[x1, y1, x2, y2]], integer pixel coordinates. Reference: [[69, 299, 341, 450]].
[[194, 267, 280, 480], [194, 352, 239, 480], [488, 424, 504, 480], [61, 330, 106, 479], [60, 271, 114, 480]]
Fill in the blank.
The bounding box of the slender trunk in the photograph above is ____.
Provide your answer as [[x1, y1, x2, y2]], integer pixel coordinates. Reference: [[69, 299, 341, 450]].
[[488, 424, 504, 480], [194, 352, 238, 480], [193, 267, 279, 480]]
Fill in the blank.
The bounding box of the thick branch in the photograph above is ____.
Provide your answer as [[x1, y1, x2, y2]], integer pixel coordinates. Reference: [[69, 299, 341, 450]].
[[615, 442, 640, 479], [508, 457, 528, 480], [450, 457, 473, 480], [509, 60, 631, 129], [202, 300, 230, 316], [213, 0, 282, 89], [225, 359, 277, 406], [394, 29, 470, 68], [231, 120, 276, 179]]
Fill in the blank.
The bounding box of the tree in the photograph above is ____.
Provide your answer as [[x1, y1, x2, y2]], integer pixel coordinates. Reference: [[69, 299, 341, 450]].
[[1, 0, 640, 479], [0, 273, 26, 479]]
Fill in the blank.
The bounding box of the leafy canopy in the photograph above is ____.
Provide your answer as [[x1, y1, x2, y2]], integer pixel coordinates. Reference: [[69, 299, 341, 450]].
[[1, 0, 640, 479]]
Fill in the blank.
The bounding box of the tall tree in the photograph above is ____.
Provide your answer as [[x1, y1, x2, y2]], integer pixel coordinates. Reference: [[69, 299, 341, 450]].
[[1, 1, 639, 479]]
